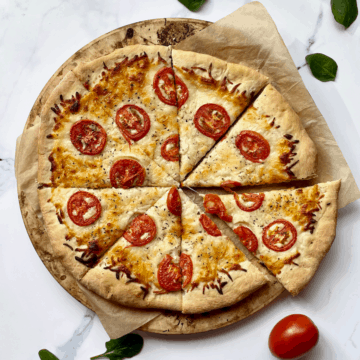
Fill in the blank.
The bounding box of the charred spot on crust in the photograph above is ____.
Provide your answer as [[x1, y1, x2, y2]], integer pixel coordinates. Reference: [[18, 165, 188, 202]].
[[126, 28, 134, 39]]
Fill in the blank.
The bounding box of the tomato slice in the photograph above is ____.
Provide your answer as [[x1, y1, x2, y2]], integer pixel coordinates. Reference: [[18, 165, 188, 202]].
[[175, 75, 189, 109], [167, 186, 181, 216], [115, 105, 150, 145], [263, 219, 297, 252], [123, 214, 157, 246], [220, 181, 242, 193], [153, 67, 189, 109], [235, 130, 270, 163], [70, 120, 107, 155], [234, 192, 265, 212], [269, 314, 319, 359], [203, 194, 232, 222], [194, 104, 231, 140], [161, 134, 179, 162], [110, 159, 145, 189], [233, 226, 258, 252], [180, 253, 193, 288], [199, 214, 222, 237], [157, 254, 181, 292], [67, 191, 101, 226]]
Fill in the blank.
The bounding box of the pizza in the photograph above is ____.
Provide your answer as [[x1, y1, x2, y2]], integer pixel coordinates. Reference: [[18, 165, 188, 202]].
[[172, 50, 269, 180], [37, 44, 340, 314], [38, 45, 179, 188], [39, 187, 169, 280], [179, 190, 268, 314], [80, 187, 182, 311], [201, 181, 341, 295], [183, 84, 317, 188]]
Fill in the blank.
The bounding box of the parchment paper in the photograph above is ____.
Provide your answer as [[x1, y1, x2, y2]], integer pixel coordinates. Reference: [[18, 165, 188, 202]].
[[15, 2, 360, 338]]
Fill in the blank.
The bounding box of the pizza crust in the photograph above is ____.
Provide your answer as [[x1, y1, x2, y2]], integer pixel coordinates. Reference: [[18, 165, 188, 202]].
[[172, 49, 269, 180], [276, 180, 340, 295], [38, 71, 89, 185], [73, 44, 171, 87], [183, 84, 317, 187]]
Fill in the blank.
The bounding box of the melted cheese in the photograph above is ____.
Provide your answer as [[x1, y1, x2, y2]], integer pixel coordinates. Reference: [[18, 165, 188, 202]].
[[220, 184, 324, 279], [92, 189, 182, 291], [181, 191, 246, 287], [183, 90, 312, 188], [50, 187, 167, 261], [47, 52, 179, 187], [83, 206, 97, 220], [260, 252, 300, 275]]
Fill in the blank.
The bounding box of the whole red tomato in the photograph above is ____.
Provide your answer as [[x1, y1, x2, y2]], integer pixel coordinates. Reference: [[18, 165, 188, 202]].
[[268, 314, 319, 359]]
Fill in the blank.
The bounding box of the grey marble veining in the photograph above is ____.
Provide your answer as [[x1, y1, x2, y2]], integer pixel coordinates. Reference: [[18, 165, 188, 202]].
[[56, 310, 95, 360]]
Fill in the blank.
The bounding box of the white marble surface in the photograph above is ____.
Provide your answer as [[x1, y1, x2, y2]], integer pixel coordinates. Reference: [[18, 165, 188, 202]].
[[1, 0, 360, 359]]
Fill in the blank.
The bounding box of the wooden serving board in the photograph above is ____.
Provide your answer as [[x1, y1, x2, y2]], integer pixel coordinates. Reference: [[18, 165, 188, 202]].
[[17, 18, 284, 334]]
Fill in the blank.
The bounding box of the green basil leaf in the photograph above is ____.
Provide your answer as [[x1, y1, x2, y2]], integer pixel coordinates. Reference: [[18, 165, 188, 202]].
[[91, 333, 143, 360], [305, 53, 338, 82], [106, 354, 127, 360], [331, 0, 358, 28], [178, 0, 207, 12], [38, 349, 59, 360]]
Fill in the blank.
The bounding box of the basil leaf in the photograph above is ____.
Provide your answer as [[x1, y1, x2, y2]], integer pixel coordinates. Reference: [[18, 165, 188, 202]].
[[178, 0, 207, 12], [38, 349, 59, 360], [91, 334, 143, 360], [331, 0, 358, 28], [106, 355, 128, 360], [305, 53, 338, 82]]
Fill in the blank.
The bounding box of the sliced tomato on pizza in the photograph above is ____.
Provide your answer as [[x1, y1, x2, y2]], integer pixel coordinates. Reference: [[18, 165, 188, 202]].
[[80, 187, 182, 311], [179, 189, 268, 314], [171, 50, 269, 180], [39, 66, 178, 188], [39, 187, 169, 280], [73, 45, 180, 181], [202, 180, 341, 295], [183, 84, 317, 187]]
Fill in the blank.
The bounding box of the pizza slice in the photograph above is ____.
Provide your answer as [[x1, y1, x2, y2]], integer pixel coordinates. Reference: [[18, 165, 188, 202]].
[[73, 45, 180, 180], [171, 50, 269, 180], [39, 187, 169, 280], [38, 70, 177, 188], [80, 186, 182, 311], [183, 84, 317, 188], [179, 189, 268, 314], [201, 180, 341, 295]]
